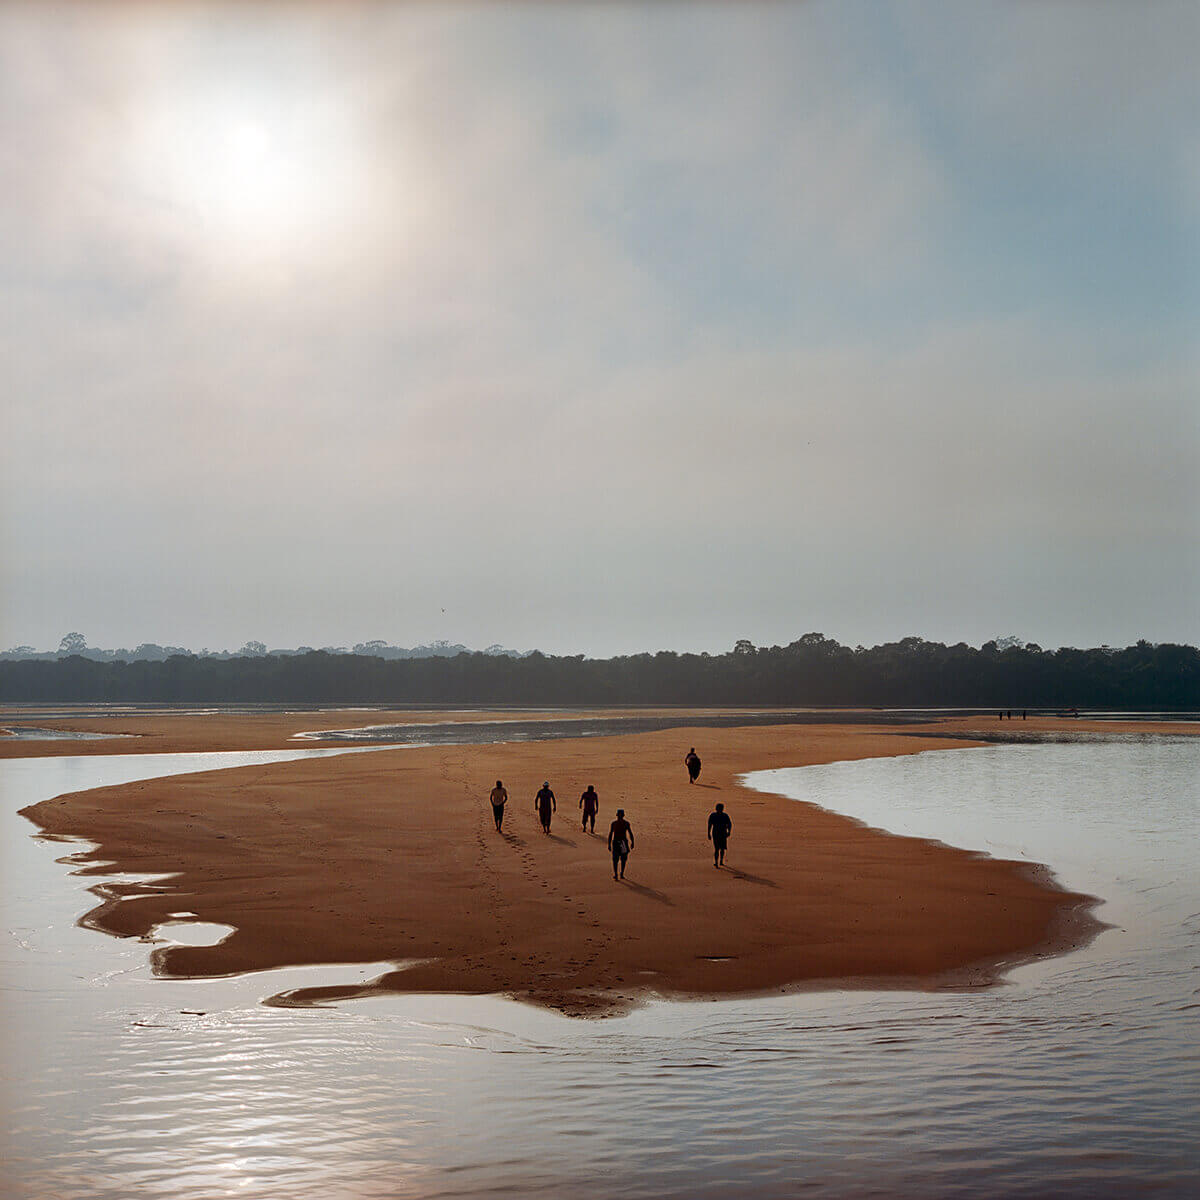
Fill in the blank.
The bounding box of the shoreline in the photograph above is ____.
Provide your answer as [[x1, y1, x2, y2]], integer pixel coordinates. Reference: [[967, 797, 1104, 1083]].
[[12, 715, 1161, 1016]]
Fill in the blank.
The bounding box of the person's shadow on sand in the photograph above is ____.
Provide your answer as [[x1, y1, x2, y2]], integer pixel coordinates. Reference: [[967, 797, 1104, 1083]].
[[545, 832, 576, 847], [693, 782, 721, 790], [500, 830, 526, 848], [724, 867, 777, 888], [619, 880, 673, 905]]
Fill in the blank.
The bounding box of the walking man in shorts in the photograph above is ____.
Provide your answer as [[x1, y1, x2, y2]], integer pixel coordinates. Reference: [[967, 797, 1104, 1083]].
[[707, 802, 731, 867], [579, 784, 599, 833], [608, 809, 634, 880], [489, 780, 508, 832], [535, 781, 556, 834]]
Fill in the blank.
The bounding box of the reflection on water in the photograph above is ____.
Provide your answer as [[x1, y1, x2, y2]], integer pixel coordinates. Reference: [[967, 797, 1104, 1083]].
[[0, 726, 129, 740], [3, 742, 1199, 1198], [292, 709, 937, 746]]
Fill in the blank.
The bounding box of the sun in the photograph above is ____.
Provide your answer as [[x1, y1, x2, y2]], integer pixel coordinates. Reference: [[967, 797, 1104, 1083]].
[[227, 117, 271, 162], [134, 83, 363, 265]]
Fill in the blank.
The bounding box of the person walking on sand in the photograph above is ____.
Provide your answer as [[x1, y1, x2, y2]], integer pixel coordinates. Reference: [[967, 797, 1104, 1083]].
[[489, 779, 508, 832], [580, 784, 599, 833], [707, 802, 732, 868], [684, 747, 702, 784], [608, 809, 634, 880], [535, 781, 556, 835]]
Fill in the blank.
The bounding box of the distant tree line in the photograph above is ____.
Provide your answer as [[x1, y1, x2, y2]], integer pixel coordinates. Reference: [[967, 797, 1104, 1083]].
[[0, 633, 529, 664], [1, 634, 1197, 709]]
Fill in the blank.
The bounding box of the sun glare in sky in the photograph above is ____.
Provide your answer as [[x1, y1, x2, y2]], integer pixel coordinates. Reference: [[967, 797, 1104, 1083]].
[[132, 82, 369, 266]]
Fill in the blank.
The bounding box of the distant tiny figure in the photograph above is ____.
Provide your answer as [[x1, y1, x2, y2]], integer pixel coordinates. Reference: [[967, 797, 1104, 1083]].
[[1022, 710, 1027, 720], [685, 747, 702, 784], [489, 779, 508, 832], [998, 711, 1004, 720], [608, 808, 634, 879], [580, 784, 599, 833], [535, 781, 556, 834], [707, 802, 732, 867], [1007, 709, 1013, 720]]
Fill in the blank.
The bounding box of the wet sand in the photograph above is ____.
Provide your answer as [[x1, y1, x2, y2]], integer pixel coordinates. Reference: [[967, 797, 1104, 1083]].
[[15, 715, 1141, 1015], [0, 708, 558, 757], [0, 705, 861, 757], [4, 705, 1195, 758]]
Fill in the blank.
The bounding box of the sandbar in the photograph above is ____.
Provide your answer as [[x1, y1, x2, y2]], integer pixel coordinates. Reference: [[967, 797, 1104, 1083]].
[[13, 714, 1155, 1015]]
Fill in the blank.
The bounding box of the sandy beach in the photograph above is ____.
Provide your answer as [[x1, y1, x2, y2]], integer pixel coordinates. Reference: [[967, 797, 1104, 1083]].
[[10, 712, 1161, 1015]]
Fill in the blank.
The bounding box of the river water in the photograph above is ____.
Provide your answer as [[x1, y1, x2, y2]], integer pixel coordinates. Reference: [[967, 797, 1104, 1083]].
[[3, 739, 1197, 1198]]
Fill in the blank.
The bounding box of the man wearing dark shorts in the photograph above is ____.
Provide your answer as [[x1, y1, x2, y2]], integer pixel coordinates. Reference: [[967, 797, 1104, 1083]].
[[489, 780, 508, 832], [707, 802, 731, 867], [685, 747, 701, 784], [608, 809, 634, 880], [579, 784, 599, 832], [535, 781, 556, 834]]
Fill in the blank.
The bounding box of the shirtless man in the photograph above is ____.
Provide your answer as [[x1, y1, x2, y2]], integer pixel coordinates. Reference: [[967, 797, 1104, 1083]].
[[684, 747, 702, 784], [579, 784, 599, 833], [707, 802, 732, 867], [608, 809, 634, 880], [535, 781, 556, 834], [489, 779, 508, 832]]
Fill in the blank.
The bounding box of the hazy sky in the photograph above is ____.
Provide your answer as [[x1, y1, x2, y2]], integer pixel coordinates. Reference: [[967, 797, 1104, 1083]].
[[3, 3, 1197, 656]]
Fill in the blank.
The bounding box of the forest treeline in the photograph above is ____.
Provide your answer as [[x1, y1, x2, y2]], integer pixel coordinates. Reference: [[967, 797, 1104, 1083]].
[[1, 635, 1197, 708], [0, 634, 527, 663]]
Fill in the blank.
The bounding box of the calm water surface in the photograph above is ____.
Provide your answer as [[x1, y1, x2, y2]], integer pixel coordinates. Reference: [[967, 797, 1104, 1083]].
[[3, 740, 1198, 1198]]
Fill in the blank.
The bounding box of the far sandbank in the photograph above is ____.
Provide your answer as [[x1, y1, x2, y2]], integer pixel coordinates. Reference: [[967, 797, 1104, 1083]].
[[2, 704, 1194, 759]]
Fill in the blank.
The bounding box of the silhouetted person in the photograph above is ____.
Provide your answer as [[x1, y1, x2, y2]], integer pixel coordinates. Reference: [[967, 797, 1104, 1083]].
[[707, 802, 732, 867], [489, 779, 508, 832], [608, 809, 634, 879], [535, 781, 556, 834], [1022, 710, 1027, 720], [998, 711, 1004, 720], [685, 747, 701, 783], [580, 784, 599, 833]]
